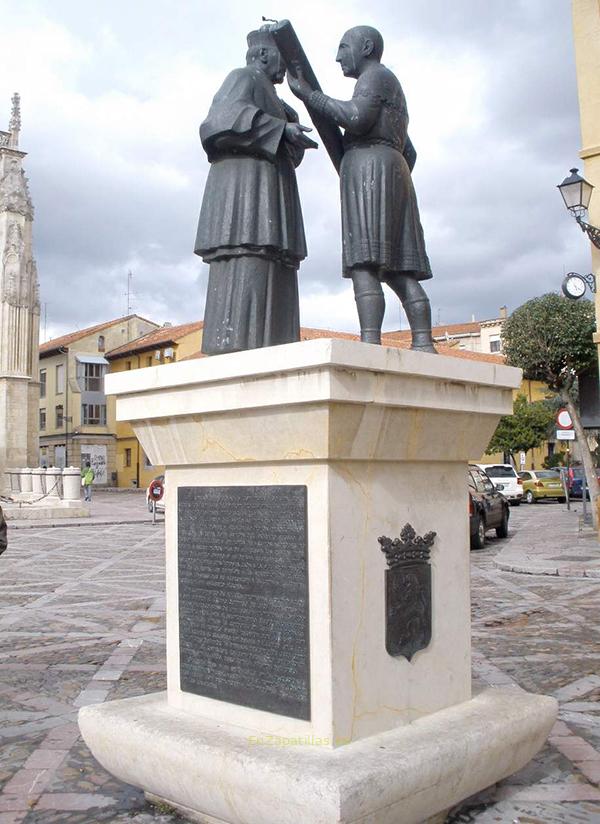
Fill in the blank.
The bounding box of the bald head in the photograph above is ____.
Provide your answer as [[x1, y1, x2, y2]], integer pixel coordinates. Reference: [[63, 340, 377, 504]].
[[337, 26, 384, 78], [347, 26, 384, 59]]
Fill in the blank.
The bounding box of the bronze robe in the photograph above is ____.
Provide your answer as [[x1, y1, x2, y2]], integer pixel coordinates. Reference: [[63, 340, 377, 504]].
[[195, 66, 307, 354]]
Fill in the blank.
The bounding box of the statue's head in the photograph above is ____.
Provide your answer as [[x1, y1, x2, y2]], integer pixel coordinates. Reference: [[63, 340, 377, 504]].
[[336, 26, 384, 78], [246, 25, 285, 84]]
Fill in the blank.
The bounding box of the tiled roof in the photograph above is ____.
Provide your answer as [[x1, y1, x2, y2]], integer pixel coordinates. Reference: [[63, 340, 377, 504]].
[[384, 317, 505, 342], [300, 326, 359, 341], [40, 315, 158, 356], [384, 321, 482, 342], [105, 321, 204, 359], [178, 327, 506, 365]]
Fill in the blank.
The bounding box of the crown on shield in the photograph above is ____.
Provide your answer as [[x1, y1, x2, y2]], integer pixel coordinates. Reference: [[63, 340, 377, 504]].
[[378, 524, 437, 569], [247, 24, 277, 49]]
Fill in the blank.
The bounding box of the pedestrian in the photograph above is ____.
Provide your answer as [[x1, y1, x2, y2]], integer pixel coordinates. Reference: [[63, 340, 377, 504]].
[[81, 461, 95, 502], [0, 505, 7, 556]]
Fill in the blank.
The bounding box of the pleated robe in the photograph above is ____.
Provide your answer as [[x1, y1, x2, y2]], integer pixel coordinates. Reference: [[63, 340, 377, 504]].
[[195, 66, 307, 354]]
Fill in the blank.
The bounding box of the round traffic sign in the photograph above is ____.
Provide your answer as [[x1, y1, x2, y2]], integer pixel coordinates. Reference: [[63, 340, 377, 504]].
[[556, 408, 573, 429]]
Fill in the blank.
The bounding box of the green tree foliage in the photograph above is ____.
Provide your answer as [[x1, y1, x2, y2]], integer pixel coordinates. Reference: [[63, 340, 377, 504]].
[[486, 394, 555, 462], [501, 293, 597, 393], [502, 293, 598, 524]]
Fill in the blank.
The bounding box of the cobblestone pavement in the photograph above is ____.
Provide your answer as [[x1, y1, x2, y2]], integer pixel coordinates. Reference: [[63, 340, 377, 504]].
[[0, 505, 599, 822]]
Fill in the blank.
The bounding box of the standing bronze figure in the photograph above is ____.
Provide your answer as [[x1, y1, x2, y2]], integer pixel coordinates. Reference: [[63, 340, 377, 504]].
[[195, 25, 316, 355], [287, 25, 436, 352]]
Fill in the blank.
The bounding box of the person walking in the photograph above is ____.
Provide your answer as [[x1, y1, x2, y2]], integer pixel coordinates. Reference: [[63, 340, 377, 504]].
[[81, 461, 95, 502]]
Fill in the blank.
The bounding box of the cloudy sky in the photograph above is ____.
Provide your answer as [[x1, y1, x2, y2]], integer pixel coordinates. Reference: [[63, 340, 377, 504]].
[[0, 0, 592, 341]]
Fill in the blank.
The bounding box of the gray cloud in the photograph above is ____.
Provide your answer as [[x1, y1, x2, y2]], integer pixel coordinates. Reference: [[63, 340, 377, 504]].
[[0, 0, 592, 340]]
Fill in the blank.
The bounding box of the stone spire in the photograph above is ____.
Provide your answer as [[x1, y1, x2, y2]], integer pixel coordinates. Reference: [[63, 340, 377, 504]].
[[0, 92, 40, 483], [8, 93, 20, 150]]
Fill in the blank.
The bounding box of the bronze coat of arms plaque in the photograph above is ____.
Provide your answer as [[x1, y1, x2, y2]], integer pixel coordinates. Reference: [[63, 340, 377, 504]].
[[378, 525, 437, 661]]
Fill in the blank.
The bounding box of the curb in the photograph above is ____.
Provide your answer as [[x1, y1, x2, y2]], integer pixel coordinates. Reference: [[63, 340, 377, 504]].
[[495, 560, 600, 578], [8, 518, 164, 530]]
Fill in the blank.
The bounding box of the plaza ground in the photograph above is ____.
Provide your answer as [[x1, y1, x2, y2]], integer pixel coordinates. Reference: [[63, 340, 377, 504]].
[[0, 493, 600, 822]]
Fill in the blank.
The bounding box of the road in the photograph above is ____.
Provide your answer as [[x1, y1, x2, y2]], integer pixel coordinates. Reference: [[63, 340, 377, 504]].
[[0, 500, 599, 822]]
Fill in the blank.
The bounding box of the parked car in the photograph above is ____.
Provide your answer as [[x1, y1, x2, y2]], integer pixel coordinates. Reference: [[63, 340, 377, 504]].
[[146, 474, 165, 512], [468, 465, 510, 549], [518, 470, 565, 504], [567, 466, 600, 500], [475, 463, 523, 505]]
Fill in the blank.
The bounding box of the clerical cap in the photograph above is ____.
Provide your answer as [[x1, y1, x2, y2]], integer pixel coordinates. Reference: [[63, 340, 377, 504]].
[[246, 24, 277, 49]]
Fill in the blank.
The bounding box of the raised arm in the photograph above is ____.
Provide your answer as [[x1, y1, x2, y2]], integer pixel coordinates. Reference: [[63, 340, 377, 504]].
[[305, 88, 379, 136]]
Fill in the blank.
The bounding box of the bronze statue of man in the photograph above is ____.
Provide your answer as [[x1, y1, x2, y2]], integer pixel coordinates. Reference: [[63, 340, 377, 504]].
[[288, 25, 436, 353], [195, 25, 316, 355]]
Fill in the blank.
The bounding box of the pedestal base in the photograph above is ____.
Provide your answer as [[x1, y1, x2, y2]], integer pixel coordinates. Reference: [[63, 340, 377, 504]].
[[79, 689, 556, 824], [2, 500, 89, 520]]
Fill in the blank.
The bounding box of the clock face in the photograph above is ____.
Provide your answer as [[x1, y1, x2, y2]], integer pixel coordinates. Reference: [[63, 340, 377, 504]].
[[562, 274, 586, 299]]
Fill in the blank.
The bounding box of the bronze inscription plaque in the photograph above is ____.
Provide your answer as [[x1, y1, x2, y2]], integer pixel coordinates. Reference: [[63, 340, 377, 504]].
[[177, 485, 310, 720]]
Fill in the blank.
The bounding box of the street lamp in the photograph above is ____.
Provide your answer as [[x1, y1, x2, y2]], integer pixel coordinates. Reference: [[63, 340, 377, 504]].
[[558, 168, 600, 249]]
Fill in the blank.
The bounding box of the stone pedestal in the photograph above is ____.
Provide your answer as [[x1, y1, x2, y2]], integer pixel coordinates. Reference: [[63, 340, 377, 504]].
[[31, 467, 44, 494], [62, 466, 81, 501], [80, 339, 557, 824]]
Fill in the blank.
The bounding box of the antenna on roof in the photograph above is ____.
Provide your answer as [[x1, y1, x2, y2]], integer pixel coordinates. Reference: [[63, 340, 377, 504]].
[[125, 271, 134, 315]]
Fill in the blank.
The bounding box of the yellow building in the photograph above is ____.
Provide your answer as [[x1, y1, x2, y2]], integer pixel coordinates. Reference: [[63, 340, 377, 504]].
[[572, 0, 600, 358], [106, 321, 203, 488], [38, 314, 159, 482]]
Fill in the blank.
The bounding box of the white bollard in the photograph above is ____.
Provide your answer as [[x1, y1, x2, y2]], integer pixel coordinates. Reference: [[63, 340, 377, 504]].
[[31, 467, 45, 495], [9, 469, 21, 492], [62, 467, 82, 501], [20, 467, 33, 493], [45, 467, 62, 499]]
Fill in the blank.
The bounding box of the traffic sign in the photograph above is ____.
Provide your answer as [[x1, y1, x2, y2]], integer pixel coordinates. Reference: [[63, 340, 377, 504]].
[[556, 429, 575, 440], [556, 408, 573, 429]]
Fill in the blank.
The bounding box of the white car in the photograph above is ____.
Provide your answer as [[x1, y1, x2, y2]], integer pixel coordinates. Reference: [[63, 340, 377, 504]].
[[475, 463, 523, 505]]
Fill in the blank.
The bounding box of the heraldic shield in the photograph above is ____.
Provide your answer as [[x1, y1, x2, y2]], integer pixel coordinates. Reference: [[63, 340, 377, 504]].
[[379, 525, 437, 661]]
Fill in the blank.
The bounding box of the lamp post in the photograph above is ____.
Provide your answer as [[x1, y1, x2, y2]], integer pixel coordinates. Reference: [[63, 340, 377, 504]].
[[558, 168, 600, 249]]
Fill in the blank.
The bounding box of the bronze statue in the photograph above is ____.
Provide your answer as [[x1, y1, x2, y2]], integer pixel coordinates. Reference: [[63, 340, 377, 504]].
[[287, 25, 436, 353], [195, 25, 317, 355]]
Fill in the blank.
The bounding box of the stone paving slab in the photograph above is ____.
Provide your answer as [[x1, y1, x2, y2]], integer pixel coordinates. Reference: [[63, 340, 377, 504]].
[[0, 503, 599, 821], [494, 499, 600, 577]]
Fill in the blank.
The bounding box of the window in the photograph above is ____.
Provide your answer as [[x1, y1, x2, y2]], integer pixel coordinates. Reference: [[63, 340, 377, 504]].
[[81, 404, 107, 425], [39, 408, 46, 430], [97, 335, 105, 352], [146, 356, 153, 367], [55, 404, 64, 428], [125, 448, 132, 467], [39, 369, 46, 398], [56, 364, 65, 394], [83, 362, 103, 392], [143, 451, 153, 469], [490, 339, 501, 353]]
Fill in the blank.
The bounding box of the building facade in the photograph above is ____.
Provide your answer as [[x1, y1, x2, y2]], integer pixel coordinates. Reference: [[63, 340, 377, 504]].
[[105, 321, 203, 488], [38, 315, 159, 483], [572, 0, 600, 361], [0, 94, 40, 488], [382, 307, 507, 354]]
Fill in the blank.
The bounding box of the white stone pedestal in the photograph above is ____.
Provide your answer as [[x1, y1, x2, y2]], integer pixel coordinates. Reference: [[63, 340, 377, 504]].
[[80, 339, 557, 823]]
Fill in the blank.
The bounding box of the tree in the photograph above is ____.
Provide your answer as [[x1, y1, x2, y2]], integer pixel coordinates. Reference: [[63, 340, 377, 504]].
[[502, 293, 599, 524], [486, 394, 555, 465]]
